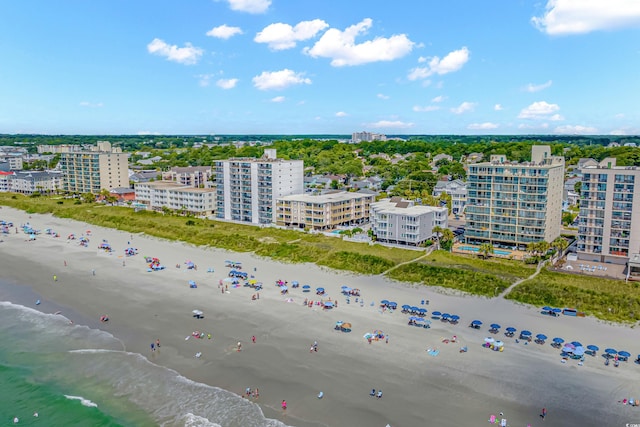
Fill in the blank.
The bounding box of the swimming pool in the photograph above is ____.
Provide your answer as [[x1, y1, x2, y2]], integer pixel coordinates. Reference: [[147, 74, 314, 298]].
[[459, 246, 512, 256]]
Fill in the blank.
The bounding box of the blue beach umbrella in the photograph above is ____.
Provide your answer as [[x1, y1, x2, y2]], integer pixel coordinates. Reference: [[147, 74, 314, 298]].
[[316, 287, 325, 293], [552, 308, 562, 313], [536, 334, 548, 340], [450, 315, 460, 321], [292, 281, 299, 286], [506, 327, 517, 333], [441, 313, 451, 319], [381, 299, 390, 306], [552, 337, 564, 344], [520, 330, 532, 336], [388, 302, 398, 308], [573, 346, 585, 356], [324, 301, 334, 307], [587, 345, 599, 351], [432, 311, 442, 317], [402, 304, 411, 310], [571, 341, 583, 347], [561, 345, 575, 353], [411, 306, 421, 313], [618, 351, 631, 358], [490, 323, 501, 329], [542, 306, 553, 311], [604, 348, 617, 355], [341, 285, 349, 289], [417, 308, 427, 314], [471, 320, 482, 325], [302, 285, 311, 289]]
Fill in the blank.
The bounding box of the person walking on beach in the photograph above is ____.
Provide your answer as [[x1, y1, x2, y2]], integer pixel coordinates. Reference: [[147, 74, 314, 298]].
[[155, 339, 160, 349], [252, 335, 256, 343], [281, 400, 287, 411], [237, 342, 242, 352], [313, 341, 318, 352], [53, 275, 57, 282], [150, 342, 156, 352], [540, 407, 547, 420], [92, 269, 96, 276]]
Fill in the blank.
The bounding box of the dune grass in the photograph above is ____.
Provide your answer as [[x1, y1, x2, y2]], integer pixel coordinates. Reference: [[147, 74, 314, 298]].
[[505, 269, 640, 323]]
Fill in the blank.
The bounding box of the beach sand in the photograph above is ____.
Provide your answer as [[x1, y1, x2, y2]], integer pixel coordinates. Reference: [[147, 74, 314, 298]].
[[1, 206, 639, 426]]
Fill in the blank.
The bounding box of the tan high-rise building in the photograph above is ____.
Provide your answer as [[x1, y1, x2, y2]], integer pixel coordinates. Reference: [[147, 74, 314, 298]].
[[578, 158, 640, 264], [465, 145, 565, 249], [60, 141, 129, 193]]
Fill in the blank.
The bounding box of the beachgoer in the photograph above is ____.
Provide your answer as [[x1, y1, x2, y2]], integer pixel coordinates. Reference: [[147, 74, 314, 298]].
[[257, 292, 259, 299], [281, 400, 287, 410], [313, 341, 318, 352], [237, 342, 242, 352], [123, 261, 125, 267], [92, 269, 95, 276], [151, 343, 155, 352], [377, 390, 383, 399], [254, 388, 259, 398], [207, 333, 211, 339], [370, 388, 376, 397], [386, 336, 389, 344], [541, 407, 547, 419], [225, 285, 228, 291], [252, 335, 256, 343], [53, 275, 57, 282], [246, 387, 251, 397], [310, 345, 314, 353], [64, 260, 67, 267], [156, 339, 160, 348]]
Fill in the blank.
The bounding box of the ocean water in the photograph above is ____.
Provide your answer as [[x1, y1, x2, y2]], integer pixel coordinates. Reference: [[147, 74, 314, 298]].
[[0, 301, 291, 427]]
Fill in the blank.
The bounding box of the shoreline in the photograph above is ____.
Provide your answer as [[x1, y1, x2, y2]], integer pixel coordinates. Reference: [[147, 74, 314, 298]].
[[1, 207, 639, 426]]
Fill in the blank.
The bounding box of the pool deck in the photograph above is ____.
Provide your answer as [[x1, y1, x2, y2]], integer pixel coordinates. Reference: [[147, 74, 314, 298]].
[[452, 243, 525, 261]]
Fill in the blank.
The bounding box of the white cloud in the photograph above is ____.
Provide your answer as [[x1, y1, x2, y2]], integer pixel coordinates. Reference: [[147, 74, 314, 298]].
[[518, 101, 560, 119], [494, 104, 503, 111], [255, 19, 328, 50], [79, 101, 103, 108], [468, 122, 499, 130], [271, 96, 285, 103], [198, 74, 216, 87], [147, 38, 203, 65], [216, 78, 239, 89], [524, 80, 553, 92], [335, 111, 348, 117], [413, 105, 440, 112], [549, 113, 564, 121], [518, 123, 550, 130], [431, 95, 446, 103], [303, 18, 414, 66], [408, 47, 470, 80], [555, 125, 598, 134], [417, 56, 427, 63], [252, 69, 311, 90], [226, 0, 271, 14], [451, 101, 476, 114], [367, 120, 414, 129], [377, 93, 390, 100], [532, 0, 640, 35], [206, 24, 243, 39], [137, 130, 161, 136]]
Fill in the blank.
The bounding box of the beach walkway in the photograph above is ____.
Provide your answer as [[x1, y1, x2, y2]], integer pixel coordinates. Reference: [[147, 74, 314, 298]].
[[496, 260, 547, 299], [380, 251, 431, 276]]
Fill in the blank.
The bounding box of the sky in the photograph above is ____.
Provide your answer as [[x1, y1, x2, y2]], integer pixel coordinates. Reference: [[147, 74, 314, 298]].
[[1, 0, 639, 136]]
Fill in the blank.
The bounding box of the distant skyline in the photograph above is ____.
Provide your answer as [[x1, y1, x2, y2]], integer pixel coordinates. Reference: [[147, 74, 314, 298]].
[[1, 1, 639, 136]]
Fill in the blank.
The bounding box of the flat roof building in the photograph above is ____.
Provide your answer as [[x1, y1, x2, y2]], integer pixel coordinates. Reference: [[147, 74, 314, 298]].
[[134, 181, 215, 215], [465, 145, 565, 248], [60, 141, 129, 194], [276, 191, 374, 230]]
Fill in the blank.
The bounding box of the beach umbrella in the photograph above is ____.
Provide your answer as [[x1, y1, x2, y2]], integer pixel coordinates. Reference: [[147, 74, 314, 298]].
[[324, 301, 334, 308], [484, 337, 495, 343], [431, 311, 442, 318], [571, 341, 583, 347], [490, 323, 501, 329], [280, 286, 288, 291], [587, 345, 599, 352], [411, 306, 421, 313], [316, 287, 325, 293], [605, 348, 618, 355], [402, 304, 411, 310], [536, 334, 548, 341], [341, 322, 352, 331], [573, 346, 585, 356], [520, 330, 532, 336], [292, 281, 299, 286], [494, 340, 504, 347], [561, 345, 574, 353], [341, 285, 349, 289], [409, 316, 420, 321], [542, 306, 553, 311], [380, 299, 390, 306], [450, 315, 460, 321], [552, 337, 565, 344], [618, 351, 631, 358], [388, 302, 398, 308], [417, 308, 427, 314], [342, 287, 352, 293], [552, 308, 562, 313], [441, 313, 451, 319], [505, 327, 517, 333], [302, 285, 311, 289], [335, 321, 343, 326], [414, 317, 425, 323], [471, 320, 482, 325]]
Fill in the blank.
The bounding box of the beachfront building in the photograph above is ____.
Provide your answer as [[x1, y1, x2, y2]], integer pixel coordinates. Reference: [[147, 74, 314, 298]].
[[577, 158, 640, 264], [6, 171, 63, 195], [370, 197, 448, 246], [134, 181, 215, 215], [351, 131, 387, 143], [213, 149, 304, 225], [433, 179, 467, 214], [37, 144, 82, 154], [162, 166, 213, 188], [59, 141, 129, 194], [275, 191, 375, 230], [465, 145, 565, 249]]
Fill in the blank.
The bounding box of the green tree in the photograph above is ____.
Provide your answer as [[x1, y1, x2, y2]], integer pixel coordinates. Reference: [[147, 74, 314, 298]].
[[479, 242, 494, 259]]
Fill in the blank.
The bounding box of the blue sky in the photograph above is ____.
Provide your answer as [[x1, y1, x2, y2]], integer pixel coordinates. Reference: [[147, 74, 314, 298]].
[[1, 0, 639, 135]]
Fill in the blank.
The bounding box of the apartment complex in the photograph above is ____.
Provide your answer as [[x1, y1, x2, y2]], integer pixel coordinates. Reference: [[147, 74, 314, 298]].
[[162, 166, 213, 188], [134, 181, 215, 215], [275, 191, 375, 230], [213, 149, 303, 224], [351, 131, 387, 143], [370, 197, 448, 246], [0, 171, 63, 195], [433, 179, 467, 214], [59, 141, 129, 193], [577, 158, 640, 264], [465, 146, 565, 248]]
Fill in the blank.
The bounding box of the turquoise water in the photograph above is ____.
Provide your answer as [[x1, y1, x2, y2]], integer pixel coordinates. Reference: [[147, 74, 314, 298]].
[[459, 246, 511, 256], [0, 300, 290, 427]]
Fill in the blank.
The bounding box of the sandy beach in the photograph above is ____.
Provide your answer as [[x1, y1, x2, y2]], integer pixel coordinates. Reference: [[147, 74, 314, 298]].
[[1, 206, 639, 427]]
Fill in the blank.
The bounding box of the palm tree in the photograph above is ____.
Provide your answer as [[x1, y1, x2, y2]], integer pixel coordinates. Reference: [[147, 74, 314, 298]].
[[552, 237, 568, 255], [479, 242, 494, 259]]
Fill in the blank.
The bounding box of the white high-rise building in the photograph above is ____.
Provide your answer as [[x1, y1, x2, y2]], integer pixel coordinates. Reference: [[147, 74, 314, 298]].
[[213, 149, 304, 224], [465, 145, 565, 248], [578, 158, 640, 264]]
